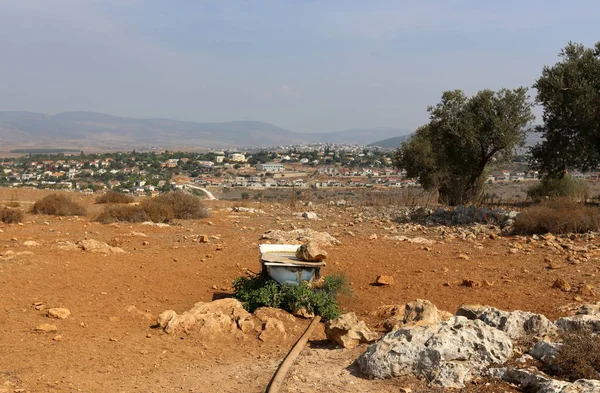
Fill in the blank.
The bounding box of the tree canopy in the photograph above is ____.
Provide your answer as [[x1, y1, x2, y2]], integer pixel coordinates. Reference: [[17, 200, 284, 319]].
[[531, 42, 600, 177], [395, 88, 534, 205]]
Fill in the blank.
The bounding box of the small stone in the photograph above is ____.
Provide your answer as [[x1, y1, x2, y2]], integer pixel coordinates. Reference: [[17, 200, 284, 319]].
[[369, 234, 378, 240], [52, 335, 63, 341], [552, 277, 571, 292], [461, 279, 480, 288], [458, 254, 470, 260], [579, 283, 596, 297], [47, 308, 71, 320], [35, 323, 58, 332], [199, 235, 209, 243], [375, 275, 394, 286], [142, 241, 149, 246]]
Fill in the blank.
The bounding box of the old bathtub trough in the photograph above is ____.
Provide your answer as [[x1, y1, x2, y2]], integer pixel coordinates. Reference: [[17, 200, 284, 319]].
[[259, 244, 326, 286]]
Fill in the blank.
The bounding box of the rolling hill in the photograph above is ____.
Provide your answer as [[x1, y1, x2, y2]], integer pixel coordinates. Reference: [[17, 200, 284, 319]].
[[0, 111, 408, 149]]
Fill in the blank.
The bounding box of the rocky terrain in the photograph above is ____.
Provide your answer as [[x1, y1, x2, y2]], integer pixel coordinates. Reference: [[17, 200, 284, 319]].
[[1, 188, 600, 393]]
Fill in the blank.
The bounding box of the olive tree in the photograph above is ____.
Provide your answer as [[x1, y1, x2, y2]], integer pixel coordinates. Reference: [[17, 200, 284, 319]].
[[395, 88, 534, 205], [531, 42, 600, 176]]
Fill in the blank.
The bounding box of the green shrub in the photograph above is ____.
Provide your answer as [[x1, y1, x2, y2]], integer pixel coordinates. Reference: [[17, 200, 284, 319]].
[[96, 205, 149, 224], [96, 191, 135, 204], [513, 198, 600, 235], [149, 190, 209, 219], [31, 194, 86, 216], [1, 208, 24, 223], [528, 176, 589, 202], [232, 272, 349, 320], [241, 192, 250, 200]]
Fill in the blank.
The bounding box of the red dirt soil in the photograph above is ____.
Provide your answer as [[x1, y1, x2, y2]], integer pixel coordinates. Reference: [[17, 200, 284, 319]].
[[0, 189, 597, 393]]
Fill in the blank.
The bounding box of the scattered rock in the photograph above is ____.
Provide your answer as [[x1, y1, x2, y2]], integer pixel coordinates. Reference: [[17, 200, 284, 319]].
[[529, 341, 561, 364], [301, 212, 319, 220], [261, 229, 340, 246], [47, 308, 71, 320], [357, 316, 513, 388], [461, 279, 480, 288], [77, 239, 125, 254], [258, 318, 286, 342], [199, 235, 209, 243], [456, 305, 557, 340], [156, 298, 252, 336], [552, 278, 571, 292], [295, 242, 327, 262], [458, 254, 470, 260], [23, 240, 40, 247], [35, 323, 58, 332], [325, 312, 379, 348], [494, 367, 600, 393], [369, 234, 378, 240], [374, 275, 394, 286]]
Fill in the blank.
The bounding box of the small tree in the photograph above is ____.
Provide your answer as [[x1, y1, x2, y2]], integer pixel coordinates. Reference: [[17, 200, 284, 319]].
[[395, 88, 534, 205]]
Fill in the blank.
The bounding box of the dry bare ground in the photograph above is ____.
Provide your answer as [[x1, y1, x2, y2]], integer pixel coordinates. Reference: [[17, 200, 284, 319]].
[[1, 188, 598, 393]]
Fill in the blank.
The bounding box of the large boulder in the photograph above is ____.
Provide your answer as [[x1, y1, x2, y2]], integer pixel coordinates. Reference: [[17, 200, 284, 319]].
[[157, 298, 253, 336], [374, 299, 450, 332], [357, 316, 513, 388], [456, 305, 557, 339], [556, 302, 600, 332], [295, 242, 327, 262], [325, 312, 379, 348]]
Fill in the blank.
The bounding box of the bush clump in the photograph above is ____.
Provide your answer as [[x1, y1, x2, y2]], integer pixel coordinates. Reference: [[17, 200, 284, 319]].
[[1, 208, 25, 223], [96, 191, 135, 204], [547, 329, 600, 381], [146, 190, 209, 219], [513, 198, 600, 235], [96, 205, 150, 224], [232, 272, 350, 320], [95, 190, 208, 224], [528, 176, 589, 202], [31, 194, 86, 216]]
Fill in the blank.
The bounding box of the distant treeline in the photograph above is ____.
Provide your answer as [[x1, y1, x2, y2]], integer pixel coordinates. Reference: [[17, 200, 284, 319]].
[[10, 148, 81, 154]]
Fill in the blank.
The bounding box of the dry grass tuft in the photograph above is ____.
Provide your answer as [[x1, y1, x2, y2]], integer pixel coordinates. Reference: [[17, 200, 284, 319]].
[[31, 194, 86, 216], [548, 329, 600, 381], [96, 205, 149, 224], [148, 190, 209, 219], [96, 191, 135, 204], [513, 198, 600, 235], [1, 208, 25, 223]]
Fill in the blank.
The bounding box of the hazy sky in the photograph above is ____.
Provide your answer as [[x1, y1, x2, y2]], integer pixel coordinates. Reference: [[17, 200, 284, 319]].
[[1, 1, 599, 133]]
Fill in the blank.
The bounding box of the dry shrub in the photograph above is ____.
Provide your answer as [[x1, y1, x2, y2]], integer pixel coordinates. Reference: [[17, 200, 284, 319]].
[[513, 198, 600, 234], [96, 191, 135, 204], [96, 205, 149, 224], [149, 190, 209, 219], [528, 176, 589, 202], [139, 199, 174, 223], [1, 208, 24, 223], [31, 194, 86, 216], [549, 329, 600, 381]]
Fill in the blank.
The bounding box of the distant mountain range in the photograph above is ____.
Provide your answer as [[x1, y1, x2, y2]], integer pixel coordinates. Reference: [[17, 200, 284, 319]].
[[368, 135, 412, 149], [0, 111, 408, 149]]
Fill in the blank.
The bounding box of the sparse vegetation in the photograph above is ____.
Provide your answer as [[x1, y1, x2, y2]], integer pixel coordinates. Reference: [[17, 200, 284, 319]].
[[547, 329, 600, 381], [147, 190, 209, 219], [96, 191, 135, 204], [1, 208, 24, 223], [513, 198, 600, 234], [96, 205, 149, 224], [95, 190, 208, 224], [31, 194, 86, 216], [527, 176, 589, 202], [232, 272, 350, 320]]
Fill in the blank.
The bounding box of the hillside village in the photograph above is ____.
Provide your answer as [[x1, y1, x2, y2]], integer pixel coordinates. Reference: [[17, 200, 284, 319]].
[[2, 144, 590, 195]]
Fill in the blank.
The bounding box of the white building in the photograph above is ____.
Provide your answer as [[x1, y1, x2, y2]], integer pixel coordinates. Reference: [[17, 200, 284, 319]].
[[256, 163, 285, 172], [228, 153, 246, 162]]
